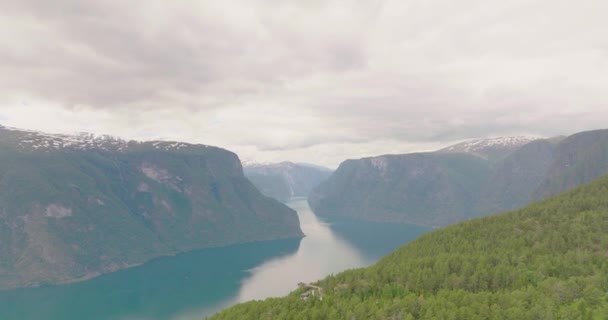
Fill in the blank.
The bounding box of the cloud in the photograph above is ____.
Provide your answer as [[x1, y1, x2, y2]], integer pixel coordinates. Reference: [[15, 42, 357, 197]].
[[1, 0, 607, 167]]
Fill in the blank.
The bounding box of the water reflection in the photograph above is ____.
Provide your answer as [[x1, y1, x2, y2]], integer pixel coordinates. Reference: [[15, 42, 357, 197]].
[[233, 198, 368, 302], [0, 238, 301, 320]]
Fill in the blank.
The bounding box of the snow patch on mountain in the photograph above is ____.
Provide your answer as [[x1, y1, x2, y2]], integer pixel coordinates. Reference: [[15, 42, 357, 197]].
[[19, 132, 129, 151], [242, 160, 285, 168], [439, 136, 540, 160], [0, 124, 208, 152], [442, 136, 537, 152]]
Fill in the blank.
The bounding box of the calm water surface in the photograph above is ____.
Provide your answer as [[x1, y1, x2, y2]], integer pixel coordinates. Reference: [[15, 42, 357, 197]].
[[0, 198, 431, 320]]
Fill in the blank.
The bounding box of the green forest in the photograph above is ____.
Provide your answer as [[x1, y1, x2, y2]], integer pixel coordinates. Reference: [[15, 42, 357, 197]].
[[210, 175, 608, 319]]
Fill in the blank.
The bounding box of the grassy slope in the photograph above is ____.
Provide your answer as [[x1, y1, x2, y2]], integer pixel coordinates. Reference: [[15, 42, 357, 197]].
[[212, 175, 608, 319]]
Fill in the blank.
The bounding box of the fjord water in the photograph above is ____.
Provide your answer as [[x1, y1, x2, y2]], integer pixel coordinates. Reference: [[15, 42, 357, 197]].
[[0, 198, 430, 320]]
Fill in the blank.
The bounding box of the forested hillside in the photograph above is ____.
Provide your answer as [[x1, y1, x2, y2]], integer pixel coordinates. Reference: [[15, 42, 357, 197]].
[[211, 175, 608, 319]]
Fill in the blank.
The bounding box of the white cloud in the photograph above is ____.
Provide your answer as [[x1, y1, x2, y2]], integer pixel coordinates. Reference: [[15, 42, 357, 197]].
[[1, 0, 607, 167]]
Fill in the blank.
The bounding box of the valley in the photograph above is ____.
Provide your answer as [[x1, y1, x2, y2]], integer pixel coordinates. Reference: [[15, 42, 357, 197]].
[[213, 174, 608, 319], [2, 3, 606, 319]]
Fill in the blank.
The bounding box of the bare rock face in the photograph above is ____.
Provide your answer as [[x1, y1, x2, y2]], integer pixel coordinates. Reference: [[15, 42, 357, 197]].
[[0, 126, 303, 289], [45, 204, 73, 218]]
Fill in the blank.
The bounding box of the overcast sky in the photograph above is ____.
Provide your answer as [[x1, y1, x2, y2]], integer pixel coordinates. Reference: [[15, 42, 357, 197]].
[[1, 0, 607, 168]]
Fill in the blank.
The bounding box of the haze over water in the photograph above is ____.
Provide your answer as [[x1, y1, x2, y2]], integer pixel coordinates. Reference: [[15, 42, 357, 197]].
[[0, 199, 430, 320]]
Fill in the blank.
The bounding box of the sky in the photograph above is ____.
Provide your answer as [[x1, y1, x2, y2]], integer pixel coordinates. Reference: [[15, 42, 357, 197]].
[[1, 0, 607, 168]]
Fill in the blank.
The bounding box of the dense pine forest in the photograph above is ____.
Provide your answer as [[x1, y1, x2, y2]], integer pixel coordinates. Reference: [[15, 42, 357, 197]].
[[211, 175, 608, 319]]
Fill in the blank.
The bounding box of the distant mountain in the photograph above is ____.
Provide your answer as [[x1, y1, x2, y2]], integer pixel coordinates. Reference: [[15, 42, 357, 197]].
[[213, 172, 608, 319], [0, 125, 303, 289], [310, 129, 608, 226], [244, 162, 332, 202]]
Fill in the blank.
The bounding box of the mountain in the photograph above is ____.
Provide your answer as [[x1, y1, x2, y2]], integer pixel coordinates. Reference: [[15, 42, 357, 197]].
[[211, 174, 608, 319], [244, 162, 332, 202], [309, 153, 492, 226], [310, 129, 608, 226], [0, 125, 303, 289]]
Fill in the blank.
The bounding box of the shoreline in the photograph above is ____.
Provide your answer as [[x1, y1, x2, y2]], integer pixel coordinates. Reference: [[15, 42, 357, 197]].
[[0, 234, 305, 292]]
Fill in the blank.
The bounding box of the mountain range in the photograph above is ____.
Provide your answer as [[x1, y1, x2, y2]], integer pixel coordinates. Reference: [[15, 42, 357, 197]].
[[244, 162, 332, 202], [309, 129, 608, 226], [0, 125, 303, 289], [4, 124, 608, 290]]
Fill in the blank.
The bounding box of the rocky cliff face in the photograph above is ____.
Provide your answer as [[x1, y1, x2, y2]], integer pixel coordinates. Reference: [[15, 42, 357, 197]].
[[0, 125, 303, 289], [244, 162, 332, 202], [310, 129, 608, 226]]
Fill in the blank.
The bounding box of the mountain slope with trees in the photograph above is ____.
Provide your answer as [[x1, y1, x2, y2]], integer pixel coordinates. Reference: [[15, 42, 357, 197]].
[[0, 125, 303, 289]]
